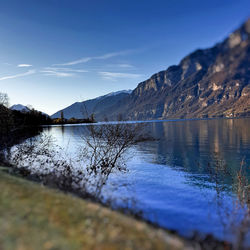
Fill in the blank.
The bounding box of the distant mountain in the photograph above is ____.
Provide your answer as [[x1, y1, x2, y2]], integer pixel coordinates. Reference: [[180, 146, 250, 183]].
[[108, 19, 250, 120], [53, 19, 250, 121], [10, 104, 30, 113], [10, 104, 49, 117], [51, 90, 132, 120], [101, 90, 132, 98]]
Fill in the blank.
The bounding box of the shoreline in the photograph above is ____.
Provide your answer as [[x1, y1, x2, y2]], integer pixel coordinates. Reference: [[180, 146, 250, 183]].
[[0, 166, 231, 250], [0, 168, 191, 250], [45, 116, 250, 127]]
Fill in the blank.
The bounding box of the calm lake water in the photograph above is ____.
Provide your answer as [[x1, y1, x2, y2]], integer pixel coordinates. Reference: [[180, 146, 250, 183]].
[[43, 118, 250, 243]]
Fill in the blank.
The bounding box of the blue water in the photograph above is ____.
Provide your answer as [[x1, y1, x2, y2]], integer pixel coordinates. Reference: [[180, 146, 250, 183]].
[[43, 118, 250, 243]]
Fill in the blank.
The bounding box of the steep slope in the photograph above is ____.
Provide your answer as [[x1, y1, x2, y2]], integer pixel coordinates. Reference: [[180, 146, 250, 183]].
[[110, 19, 250, 120], [51, 90, 132, 120], [52, 19, 250, 121]]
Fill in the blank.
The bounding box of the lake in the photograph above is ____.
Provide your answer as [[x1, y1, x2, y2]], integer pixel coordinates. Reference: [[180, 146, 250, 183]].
[[43, 118, 250, 243]]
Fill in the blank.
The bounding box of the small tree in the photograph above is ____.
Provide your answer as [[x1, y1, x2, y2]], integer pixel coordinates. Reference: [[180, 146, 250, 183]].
[[0, 92, 9, 107], [207, 159, 250, 249], [26, 104, 33, 111], [0, 93, 13, 163], [60, 111, 65, 124], [90, 113, 95, 123], [78, 121, 149, 199]]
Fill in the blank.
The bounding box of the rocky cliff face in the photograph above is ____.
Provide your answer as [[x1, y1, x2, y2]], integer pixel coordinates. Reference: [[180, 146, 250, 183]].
[[110, 19, 250, 120], [52, 20, 250, 121]]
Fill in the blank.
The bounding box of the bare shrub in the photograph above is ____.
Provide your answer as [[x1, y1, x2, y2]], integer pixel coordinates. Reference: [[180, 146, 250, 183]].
[[0, 92, 9, 107], [78, 122, 149, 199], [233, 160, 249, 250], [8, 134, 81, 193], [0, 94, 14, 163], [7, 121, 150, 205], [207, 159, 250, 249]]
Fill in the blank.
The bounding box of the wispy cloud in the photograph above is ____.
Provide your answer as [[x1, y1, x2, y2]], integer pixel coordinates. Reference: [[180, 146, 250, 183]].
[[18, 64, 33, 67], [43, 67, 88, 73], [0, 69, 36, 81], [53, 57, 92, 66], [41, 70, 74, 77], [107, 63, 135, 69], [99, 71, 143, 81], [117, 64, 134, 68], [53, 50, 135, 66], [41, 67, 88, 77]]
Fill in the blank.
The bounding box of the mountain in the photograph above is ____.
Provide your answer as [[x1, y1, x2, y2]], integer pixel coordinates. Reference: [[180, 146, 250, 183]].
[[10, 104, 50, 117], [53, 19, 250, 121], [10, 104, 30, 113], [108, 19, 250, 120], [51, 90, 132, 120], [98, 90, 132, 98]]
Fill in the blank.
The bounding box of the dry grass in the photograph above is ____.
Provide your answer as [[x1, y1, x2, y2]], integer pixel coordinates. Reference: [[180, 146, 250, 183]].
[[0, 168, 189, 250]]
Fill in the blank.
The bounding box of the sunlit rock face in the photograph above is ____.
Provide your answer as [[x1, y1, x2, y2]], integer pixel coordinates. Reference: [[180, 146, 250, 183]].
[[53, 19, 250, 121], [228, 19, 250, 48], [213, 63, 224, 73], [105, 19, 250, 120], [211, 83, 223, 91], [228, 33, 242, 48]]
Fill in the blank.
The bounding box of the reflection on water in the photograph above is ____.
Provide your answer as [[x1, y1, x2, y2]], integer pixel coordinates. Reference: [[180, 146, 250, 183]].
[[144, 118, 250, 173], [43, 118, 250, 242]]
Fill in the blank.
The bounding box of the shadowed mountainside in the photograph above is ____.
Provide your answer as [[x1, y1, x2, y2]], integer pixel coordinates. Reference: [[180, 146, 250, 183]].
[[52, 19, 250, 121], [110, 19, 250, 120], [51, 90, 131, 120]]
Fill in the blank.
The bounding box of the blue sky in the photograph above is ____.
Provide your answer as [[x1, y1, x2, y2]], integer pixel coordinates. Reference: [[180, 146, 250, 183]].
[[0, 0, 249, 115]]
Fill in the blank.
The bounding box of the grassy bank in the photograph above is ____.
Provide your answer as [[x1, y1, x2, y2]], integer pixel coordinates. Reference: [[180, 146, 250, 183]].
[[0, 168, 190, 250]]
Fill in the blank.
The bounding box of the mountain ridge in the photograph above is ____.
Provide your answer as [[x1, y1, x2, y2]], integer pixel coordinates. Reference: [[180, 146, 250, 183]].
[[10, 104, 30, 112], [51, 90, 132, 119], [52, 19, 250, 121], [108, 18, 250, 120]]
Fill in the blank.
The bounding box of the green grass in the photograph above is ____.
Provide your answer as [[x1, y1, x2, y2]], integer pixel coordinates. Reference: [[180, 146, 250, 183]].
[[0, 168, 189, 250]]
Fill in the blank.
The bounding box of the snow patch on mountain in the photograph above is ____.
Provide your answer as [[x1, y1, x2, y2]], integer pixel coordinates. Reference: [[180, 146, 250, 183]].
[[95, 90, 132, 100], [10, 104, 30, 112]]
